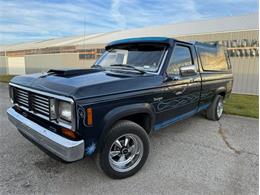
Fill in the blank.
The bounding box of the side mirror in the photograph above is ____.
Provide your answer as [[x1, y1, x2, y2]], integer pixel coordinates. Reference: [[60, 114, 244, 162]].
[[179, 65, 197, 77]]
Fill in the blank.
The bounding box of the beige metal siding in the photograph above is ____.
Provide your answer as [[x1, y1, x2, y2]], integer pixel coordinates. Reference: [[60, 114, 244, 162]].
[[25, 53, 95, 74], [175, 30, 259, 42], [231, 57, 259, 95], [8, 57, 25, 75], [0, 56, 7, 74]]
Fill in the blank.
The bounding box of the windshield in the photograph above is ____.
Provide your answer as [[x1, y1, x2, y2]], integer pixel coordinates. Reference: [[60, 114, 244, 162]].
[[95, 44, 167, 73]]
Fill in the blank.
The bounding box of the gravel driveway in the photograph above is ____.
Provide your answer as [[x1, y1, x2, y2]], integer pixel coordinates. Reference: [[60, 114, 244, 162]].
[[0, 83, 258, 195]]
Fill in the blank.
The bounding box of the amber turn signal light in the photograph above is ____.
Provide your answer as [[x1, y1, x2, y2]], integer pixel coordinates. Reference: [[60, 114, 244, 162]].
[[87, 107, 93, 126], [61, 128, 77, 139]]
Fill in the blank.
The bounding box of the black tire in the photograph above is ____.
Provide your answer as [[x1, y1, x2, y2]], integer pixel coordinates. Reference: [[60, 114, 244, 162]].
[[95, 120, 150, 179], [206, 95, 224, 121]]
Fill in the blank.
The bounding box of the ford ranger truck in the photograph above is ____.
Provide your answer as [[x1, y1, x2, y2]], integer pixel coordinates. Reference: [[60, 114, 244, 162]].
[[7, 37, 233, 179]]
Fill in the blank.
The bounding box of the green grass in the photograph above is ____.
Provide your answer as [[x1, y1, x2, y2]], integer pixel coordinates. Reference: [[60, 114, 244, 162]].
[[0, 74, 16, 83], [224, 94, 259, 118]]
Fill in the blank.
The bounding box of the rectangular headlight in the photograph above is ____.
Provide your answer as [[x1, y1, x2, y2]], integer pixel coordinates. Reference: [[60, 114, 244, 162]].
[[59, 101, 72, 122]]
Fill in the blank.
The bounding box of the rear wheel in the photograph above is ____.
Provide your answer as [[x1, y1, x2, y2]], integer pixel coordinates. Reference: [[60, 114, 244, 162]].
[[206, 95, 224, 121], [96, 120, 150, 179]]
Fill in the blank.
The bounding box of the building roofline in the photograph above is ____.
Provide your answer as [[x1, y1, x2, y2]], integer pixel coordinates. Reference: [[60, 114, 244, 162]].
[[0, 13, 258, 52]]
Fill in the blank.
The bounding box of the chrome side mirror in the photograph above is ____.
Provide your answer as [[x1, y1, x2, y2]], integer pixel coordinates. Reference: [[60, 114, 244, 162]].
[[179, 65, 197, 77]]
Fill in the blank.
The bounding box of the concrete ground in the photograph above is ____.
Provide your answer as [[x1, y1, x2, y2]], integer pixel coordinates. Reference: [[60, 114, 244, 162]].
[[0, 83, 258, 195]]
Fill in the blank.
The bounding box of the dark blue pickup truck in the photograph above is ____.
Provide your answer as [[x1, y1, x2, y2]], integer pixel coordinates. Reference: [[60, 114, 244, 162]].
[[7, 37, 233, 179]]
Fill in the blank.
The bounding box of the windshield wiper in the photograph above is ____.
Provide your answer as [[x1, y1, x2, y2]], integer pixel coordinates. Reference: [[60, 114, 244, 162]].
[[110, 64, 146, 74], [91, 64, 105, 70]]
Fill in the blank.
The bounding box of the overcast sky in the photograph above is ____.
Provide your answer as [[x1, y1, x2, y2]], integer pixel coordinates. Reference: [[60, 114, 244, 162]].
[[0, 0, 258, 45]]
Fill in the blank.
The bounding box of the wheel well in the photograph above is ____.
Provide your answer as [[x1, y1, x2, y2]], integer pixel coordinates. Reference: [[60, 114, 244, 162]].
[[96, 111, 153, 153], [219, 91, 226, 98], [119, 113, 152, 134]]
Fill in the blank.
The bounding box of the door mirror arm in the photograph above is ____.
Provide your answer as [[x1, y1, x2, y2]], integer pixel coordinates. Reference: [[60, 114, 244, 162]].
[[163, 73, 180, 82], [163, 72, 173, 82], [172, 75, 181, 81]]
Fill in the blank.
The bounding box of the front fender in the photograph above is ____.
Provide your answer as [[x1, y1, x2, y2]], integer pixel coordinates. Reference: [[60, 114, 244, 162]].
[[96, 103, 155, 151]]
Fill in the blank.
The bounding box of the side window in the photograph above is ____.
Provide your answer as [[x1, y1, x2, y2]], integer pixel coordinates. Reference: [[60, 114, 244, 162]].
[[198, 47, 229, 71], [167, 45, 193, 76]]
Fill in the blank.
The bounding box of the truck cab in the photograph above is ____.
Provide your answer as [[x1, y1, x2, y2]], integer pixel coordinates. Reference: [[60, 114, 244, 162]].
[[7, 37, 233, 179]]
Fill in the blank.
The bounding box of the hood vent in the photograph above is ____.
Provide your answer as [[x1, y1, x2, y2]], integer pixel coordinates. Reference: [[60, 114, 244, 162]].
[[47, 69, 102, 77]]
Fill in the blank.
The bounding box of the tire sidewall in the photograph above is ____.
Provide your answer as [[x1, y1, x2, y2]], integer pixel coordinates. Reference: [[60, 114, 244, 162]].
[[214, 95, 224, 120], [99, 120, 150, 179]]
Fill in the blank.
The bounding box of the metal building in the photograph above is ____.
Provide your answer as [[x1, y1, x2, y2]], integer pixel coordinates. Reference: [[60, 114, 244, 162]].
[[0, 13, 258, 94]]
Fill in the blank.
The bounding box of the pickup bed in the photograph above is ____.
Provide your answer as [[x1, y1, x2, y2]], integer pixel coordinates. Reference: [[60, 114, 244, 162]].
[[7, 37, 233, 179]]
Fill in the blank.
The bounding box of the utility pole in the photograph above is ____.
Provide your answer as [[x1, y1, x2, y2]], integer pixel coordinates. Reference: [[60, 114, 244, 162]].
[[84, 16, 87, 67]]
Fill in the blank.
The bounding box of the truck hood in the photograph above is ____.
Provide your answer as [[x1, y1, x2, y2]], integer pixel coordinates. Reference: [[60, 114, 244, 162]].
[[10, 69, 163, 100]]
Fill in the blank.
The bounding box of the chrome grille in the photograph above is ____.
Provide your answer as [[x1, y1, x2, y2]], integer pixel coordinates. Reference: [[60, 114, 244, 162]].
[[31, 94, 49, 116], [14, 87, 50, 117], [15, 88, 29, 107]]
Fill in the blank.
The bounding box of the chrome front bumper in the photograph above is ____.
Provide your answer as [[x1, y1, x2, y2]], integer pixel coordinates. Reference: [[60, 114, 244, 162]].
[[7, 107, 84, 162]]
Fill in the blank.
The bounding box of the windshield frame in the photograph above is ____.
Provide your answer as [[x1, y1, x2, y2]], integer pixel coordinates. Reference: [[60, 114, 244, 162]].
[[94, 45, 169, 75]]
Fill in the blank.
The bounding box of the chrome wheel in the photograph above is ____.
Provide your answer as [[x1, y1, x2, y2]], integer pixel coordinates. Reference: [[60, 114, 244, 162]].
[[217, 99, 224, 118], [109, 134, 144, 173]]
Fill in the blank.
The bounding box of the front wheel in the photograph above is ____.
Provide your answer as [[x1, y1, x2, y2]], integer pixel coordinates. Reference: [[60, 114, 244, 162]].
[[206, 95, 224, 121], [96, 120, 150, 179]]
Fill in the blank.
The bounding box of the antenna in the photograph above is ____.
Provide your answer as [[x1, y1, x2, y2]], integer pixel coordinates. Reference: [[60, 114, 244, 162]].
[[84, 16, 86, 67]]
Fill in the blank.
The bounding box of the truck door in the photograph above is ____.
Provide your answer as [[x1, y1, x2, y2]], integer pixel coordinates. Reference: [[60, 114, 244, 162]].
[[155, 43, 201, 127]]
